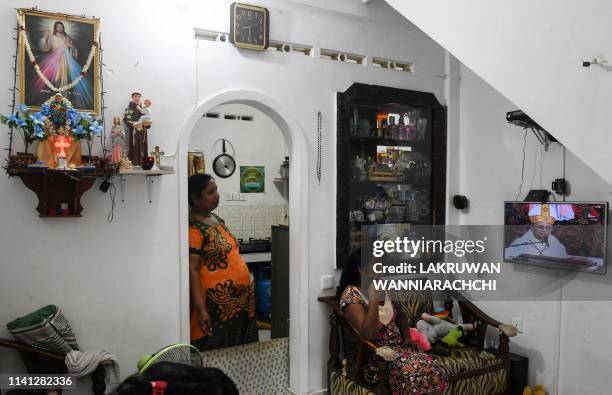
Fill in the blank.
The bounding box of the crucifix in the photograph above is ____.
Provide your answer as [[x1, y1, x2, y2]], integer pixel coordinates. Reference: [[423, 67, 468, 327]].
[[150, 145, 164, 171], [54, 134, 72, 169]]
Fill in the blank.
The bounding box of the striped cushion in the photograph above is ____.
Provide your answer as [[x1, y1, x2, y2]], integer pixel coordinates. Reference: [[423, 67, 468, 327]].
[[432, 347, 502, 377], [442, 368, 506, 395], [6, 305, 79, 353], [392, 289, 434, 326], [330, 370, 375, 395]]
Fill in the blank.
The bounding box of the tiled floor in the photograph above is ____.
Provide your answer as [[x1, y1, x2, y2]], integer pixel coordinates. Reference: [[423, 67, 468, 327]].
[[201, 337, 289, 394], [259, 329, 271, 341]]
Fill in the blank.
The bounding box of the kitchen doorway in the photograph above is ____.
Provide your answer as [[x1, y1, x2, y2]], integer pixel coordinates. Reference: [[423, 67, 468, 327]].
[[177, 90, 309, 393], [188, 103, 290, 343]]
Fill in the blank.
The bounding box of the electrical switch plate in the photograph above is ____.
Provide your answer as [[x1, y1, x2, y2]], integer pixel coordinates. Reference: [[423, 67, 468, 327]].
[[512, 317, 525, 334], [321, 274, 335, 290]]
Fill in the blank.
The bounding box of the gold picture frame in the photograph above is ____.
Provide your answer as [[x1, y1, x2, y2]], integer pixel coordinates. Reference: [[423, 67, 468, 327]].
[[18, 9, 100, 113], [188, 151, 206, 177]]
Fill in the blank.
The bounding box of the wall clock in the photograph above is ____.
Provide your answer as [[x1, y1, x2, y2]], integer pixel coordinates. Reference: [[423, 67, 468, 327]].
[[229, 2, 270, 50]]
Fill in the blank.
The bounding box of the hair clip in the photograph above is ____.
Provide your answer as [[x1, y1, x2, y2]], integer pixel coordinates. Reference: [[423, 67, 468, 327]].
[[151, 380, 167, 395]]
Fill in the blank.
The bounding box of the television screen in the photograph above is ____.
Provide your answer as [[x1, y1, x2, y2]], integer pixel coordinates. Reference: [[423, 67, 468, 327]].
[[504, 202, 608, 274]]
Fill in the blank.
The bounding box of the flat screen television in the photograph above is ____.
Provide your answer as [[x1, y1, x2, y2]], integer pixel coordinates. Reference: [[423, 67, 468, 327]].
[[504, 202, 608, 274]]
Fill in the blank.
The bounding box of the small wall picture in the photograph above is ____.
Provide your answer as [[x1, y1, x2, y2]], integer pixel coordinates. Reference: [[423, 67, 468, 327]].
[[18, 9, 100, 113], [187, 151, 206, 177], [240, 166, 265, 193]]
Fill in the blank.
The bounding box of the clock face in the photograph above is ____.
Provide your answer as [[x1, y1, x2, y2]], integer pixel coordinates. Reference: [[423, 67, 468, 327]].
[[230, 3, 269, 50]]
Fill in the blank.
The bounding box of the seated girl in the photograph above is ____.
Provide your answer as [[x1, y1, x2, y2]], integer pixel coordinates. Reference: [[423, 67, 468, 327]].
[[337, 249, 447, 394]]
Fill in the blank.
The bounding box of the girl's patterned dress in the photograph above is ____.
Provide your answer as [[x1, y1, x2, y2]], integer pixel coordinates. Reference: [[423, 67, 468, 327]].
[[340, 285, 447, 394], [189, 215, 258, 350]]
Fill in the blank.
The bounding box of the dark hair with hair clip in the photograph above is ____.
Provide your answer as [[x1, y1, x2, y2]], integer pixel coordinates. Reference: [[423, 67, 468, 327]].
[[111, 362, 238, 395], [187, 173, 214, 208], [336, 248, 362, 298]]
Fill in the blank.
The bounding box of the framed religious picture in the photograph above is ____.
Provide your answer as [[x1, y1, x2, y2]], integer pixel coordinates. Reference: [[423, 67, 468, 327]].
[[240, 166, 265, 193], [188, 150, 206, 177], [18, 9, 100, 113]]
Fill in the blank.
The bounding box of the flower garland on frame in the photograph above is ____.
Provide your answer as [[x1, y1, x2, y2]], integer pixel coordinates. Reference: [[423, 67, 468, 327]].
[[16, 11, 100, 93]]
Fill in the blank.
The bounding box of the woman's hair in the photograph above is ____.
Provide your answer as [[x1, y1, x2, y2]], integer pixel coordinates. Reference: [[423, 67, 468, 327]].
[[53, 21, 65, 35], [188, 174, 213, 207], [336, 248, 362, 298], [111, 362, 238, 395]]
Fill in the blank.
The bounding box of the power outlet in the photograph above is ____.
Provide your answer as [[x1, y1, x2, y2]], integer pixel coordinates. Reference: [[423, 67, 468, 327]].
[[321, 274, 335, 290], [512, 317, 525, 334]]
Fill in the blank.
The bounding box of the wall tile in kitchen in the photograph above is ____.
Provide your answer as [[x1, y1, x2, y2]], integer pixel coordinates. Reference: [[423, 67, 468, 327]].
[[243, 217, 255, 232]]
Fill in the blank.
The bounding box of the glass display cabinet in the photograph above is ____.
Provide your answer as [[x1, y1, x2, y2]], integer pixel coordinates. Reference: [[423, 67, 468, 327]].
[[336, 83, 447, 267]]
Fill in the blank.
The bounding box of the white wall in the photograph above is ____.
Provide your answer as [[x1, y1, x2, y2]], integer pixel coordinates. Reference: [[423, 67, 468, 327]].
[[0, 0, 447, 393], [453, 63, 612, 394], [189, 103, 288, 206], [386, 0, 612, 187]]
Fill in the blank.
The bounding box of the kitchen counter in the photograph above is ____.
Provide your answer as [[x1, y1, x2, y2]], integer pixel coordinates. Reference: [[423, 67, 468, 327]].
[[242, 252, 272, 263]]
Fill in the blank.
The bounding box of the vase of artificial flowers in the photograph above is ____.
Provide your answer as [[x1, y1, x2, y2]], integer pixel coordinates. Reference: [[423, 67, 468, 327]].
[[1, 104, 46, 156], [69, 110, 103, 165], [3, 97, 103, 169]]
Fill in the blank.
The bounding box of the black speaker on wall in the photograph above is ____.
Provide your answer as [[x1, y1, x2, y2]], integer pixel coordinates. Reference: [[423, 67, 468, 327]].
[[453, 195, 469, 210]]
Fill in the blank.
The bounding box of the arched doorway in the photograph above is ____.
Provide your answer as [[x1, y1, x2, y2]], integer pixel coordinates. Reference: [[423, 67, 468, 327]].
[[177, 90, 309, 393]]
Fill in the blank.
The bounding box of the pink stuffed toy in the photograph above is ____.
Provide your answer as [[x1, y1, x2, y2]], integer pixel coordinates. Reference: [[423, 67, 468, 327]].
[[409, 327, 431, 351]]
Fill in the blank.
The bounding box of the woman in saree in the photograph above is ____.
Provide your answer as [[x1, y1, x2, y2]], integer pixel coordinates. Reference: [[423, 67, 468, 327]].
[[188, 174, 258, 350]]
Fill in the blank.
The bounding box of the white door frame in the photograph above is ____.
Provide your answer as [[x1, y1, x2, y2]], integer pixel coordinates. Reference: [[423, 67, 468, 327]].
[[177, 89, 310, 394]]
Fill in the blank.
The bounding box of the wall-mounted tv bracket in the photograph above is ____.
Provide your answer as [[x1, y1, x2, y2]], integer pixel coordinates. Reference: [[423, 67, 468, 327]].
[[506, 110, 558, 151]]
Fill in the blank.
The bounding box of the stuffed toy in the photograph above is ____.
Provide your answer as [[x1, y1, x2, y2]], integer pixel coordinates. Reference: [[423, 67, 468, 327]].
[[409, 327, 431, 351], [416, 312, 474, 347], [441, 327, 464, 347]]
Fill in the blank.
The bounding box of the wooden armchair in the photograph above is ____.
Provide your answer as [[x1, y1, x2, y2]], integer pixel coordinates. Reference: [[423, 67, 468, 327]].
[[0, 338, 107, 395], [319, 290, 511, 395]]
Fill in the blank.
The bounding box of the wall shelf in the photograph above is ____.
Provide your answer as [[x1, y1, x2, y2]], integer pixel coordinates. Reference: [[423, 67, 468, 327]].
[[7, 165, 175, 215], [8, 168, 101, 218], [118, 168, 175, 203], [119, 169, 174, 176]]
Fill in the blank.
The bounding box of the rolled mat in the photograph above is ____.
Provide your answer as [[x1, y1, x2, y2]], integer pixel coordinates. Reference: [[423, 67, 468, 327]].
[[6, 305, 79, 353]]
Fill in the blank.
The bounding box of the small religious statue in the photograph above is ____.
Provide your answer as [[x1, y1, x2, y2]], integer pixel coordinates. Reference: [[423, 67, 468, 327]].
[[111, 116, 126, 164], [150, 145, 164, 171], [133, 99, 152, 130], [123, 92, 151, 167], [36, 93, 82, 168], [53, 126, 72, 170]]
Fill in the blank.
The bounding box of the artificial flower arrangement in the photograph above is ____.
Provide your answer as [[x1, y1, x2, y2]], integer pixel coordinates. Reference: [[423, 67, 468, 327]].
[[0, 103, 45, 155], [1, 94, 103, 166]]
